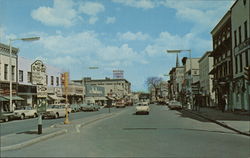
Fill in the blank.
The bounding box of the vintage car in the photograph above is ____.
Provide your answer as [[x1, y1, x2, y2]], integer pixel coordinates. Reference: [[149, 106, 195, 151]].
[[0, 111, 15, 122], [115, 101, 126, 108], [135, 102, 150, 115], [14, 106, 38, 120], [168, 100, 182, 110], [44, 105, 69, 119], [80, 103, 99, 112], [70, 104, 81, 113]]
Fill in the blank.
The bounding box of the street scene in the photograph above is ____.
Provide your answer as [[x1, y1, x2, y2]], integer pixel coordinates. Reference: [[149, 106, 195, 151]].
[[0, 0, 250, 157]]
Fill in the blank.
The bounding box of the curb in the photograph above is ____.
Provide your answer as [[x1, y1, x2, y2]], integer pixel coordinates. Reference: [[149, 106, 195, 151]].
[[1, 129, 68, 151], [183, 109, 250, 137]]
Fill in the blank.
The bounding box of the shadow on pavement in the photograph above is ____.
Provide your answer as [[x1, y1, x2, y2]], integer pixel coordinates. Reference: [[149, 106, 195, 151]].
[[16, 131, 38, 135], [176, 109, 209, 122]]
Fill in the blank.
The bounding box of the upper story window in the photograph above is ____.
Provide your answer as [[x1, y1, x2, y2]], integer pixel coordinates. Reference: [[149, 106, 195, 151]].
[[19, 70, 23, 82], [51, 76, 54, 85], [4, 64, 8, 80], [234, 30, 237, 47], [11, 66, 15, 81], [27, 72, 32, 83], [56, 77, 59, 86], [239, 26, 242, 44], [244, 21, 248, 41], [46, 75, 48, 85]]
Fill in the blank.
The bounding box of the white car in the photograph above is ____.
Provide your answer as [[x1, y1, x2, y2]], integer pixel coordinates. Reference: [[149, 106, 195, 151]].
[[44, 105, 68, 119], [14, 106, 38, 120], [135, 102, 150, 115], [168, 100, 182, 110]]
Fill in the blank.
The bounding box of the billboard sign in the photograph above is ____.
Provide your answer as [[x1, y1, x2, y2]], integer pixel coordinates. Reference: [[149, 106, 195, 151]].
[[31, 60, 46, 85]]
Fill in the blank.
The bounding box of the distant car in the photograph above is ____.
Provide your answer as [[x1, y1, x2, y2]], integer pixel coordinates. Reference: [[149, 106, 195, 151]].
[[115, 101, 126, 108], [44, 105, 68, 119], [80, 103, 99, 112], [14, 106, 38, 120], [125, 101, 133, 106], [0, 111, 15, 122], [168, 101, 182, 110], [135, 102, 150, 115], [70, 104, 81, 113]]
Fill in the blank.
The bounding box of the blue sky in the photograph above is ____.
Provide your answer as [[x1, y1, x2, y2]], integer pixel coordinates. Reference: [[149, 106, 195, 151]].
[[0, 0, 235, 91]]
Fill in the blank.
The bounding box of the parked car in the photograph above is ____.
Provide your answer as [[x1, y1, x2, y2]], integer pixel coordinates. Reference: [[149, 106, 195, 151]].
[[168, 100, 182, 110], [115, 101, 126, 108], [80, 103, 98, 112], [135, 102, 150, 115], [0, 111, 15, 122], [14, 106, 38, 120], [70, 104, 81, 113], [125, 101, 133, 106], [44, 105, 68, 119]]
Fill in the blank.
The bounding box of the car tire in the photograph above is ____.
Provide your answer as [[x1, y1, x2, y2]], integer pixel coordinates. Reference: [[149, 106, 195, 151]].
[[4, 117, 9, 122], [54, 113, 59, 119], [34, 113, 38, 118], [20, 114, 25, 120]]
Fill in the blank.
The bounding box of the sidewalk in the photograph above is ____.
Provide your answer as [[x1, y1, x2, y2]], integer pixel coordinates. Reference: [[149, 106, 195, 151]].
[[0, 112, 115, 151], [183, 107, 250, 136]]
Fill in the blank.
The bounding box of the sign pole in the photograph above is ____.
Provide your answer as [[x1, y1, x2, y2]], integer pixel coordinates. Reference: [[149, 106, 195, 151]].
[[31, 60, 47, 135]]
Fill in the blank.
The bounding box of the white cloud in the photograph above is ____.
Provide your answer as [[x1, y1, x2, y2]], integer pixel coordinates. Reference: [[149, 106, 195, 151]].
[[78, 2, 105, 16], [31, 0, 78, 27], [144, 31, 211, 57], [89, 16, 98, 24], [112, 0, 156, 9], [117, 32, 150, 41], [106, 17, 116, 24]]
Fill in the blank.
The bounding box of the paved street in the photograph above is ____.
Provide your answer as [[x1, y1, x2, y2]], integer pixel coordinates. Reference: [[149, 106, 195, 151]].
[[0, 107, 120, 136], [1, 105, 249, 158]]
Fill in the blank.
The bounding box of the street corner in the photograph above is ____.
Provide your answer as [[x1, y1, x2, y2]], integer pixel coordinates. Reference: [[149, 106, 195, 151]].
[[0, 127, 68, 151]]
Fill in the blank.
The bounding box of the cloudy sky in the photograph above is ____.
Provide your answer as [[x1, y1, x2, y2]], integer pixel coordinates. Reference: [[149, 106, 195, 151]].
[[0, 0, 235, 91]]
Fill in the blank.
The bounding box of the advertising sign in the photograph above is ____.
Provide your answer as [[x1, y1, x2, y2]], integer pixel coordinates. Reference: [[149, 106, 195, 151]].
[[37, 85, 48, 98], [37, 98, 47, 113], [31, 60, 46, 85]]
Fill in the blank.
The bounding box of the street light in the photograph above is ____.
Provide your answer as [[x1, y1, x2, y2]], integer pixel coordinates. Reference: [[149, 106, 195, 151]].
[[9, 37, 40, 111], [166, 49, 193, 109]]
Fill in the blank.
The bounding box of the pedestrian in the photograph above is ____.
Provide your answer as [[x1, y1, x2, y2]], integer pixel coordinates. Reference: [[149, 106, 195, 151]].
[[13, 102, 16, 111]]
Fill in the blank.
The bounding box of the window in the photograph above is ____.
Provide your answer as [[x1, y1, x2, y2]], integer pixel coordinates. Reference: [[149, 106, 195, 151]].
[[19, 70, 23, 82], [246, 51, 249, 67], [235, 56, 238, 74], [11, 66, 15, 81], [46, 75, 48, 85], [27, 72, 32, 83], [234, 30, 237, 47], [244, 21, 248, 41], [51, 76, 54, 85], [239, 26, 242, 44], [56, 77, 59, 86], [239, 54, 243, 72], [4, 64, 8, 80]]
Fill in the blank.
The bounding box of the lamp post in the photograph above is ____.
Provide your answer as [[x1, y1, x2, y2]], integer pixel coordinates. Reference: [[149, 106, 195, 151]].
[[166, 49, 193, 109], [9, 37, 40, 112]]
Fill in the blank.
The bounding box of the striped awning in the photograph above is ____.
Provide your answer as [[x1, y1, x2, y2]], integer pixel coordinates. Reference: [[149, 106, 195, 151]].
[[2, 96, 24, 101]]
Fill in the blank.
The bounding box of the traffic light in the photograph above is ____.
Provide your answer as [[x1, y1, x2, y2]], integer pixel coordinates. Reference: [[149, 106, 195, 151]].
[[244, 66, 250, 81]]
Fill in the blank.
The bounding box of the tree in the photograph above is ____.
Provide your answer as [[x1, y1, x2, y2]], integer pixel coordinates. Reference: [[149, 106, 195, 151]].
[[146, 77, 163, 101]]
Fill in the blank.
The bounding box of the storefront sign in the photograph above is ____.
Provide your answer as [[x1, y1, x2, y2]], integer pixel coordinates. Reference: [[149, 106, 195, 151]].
[[37, 85, 47, 98], [31, 60, 46, 85]]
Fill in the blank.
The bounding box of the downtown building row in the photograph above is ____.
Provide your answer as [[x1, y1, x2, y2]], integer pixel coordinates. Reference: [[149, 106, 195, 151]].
[[0, 42, 131, 111], [167, 0, 250, 111]]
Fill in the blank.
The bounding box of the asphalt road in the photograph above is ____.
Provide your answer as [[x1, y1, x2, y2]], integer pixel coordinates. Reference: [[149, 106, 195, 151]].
[[2, 105, 250, 157], [0, 107, 121, 136]]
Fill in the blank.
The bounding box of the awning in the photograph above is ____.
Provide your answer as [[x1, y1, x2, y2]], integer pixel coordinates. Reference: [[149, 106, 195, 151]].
[[0, 96, 8, 101], [3, 96, 24, 101], [94, 97, 107, 101], [48, 95, 65, 100], [209, 67, 216, 75], [106, 96, 115, 100]]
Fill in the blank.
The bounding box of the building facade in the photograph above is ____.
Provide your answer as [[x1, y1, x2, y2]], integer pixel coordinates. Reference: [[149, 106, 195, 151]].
[[199, 51, 215, 107], [210, 10, 233, 110], [231, 0, 250, 111], [0, 43, 19, 111]]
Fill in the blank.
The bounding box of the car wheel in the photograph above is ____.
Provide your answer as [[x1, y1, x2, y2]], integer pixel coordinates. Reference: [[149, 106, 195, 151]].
[[4, 117, 9, 122], [20, 114, 25, 120], [34, 113, 38, 118], [54, 113, 59, 119]]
